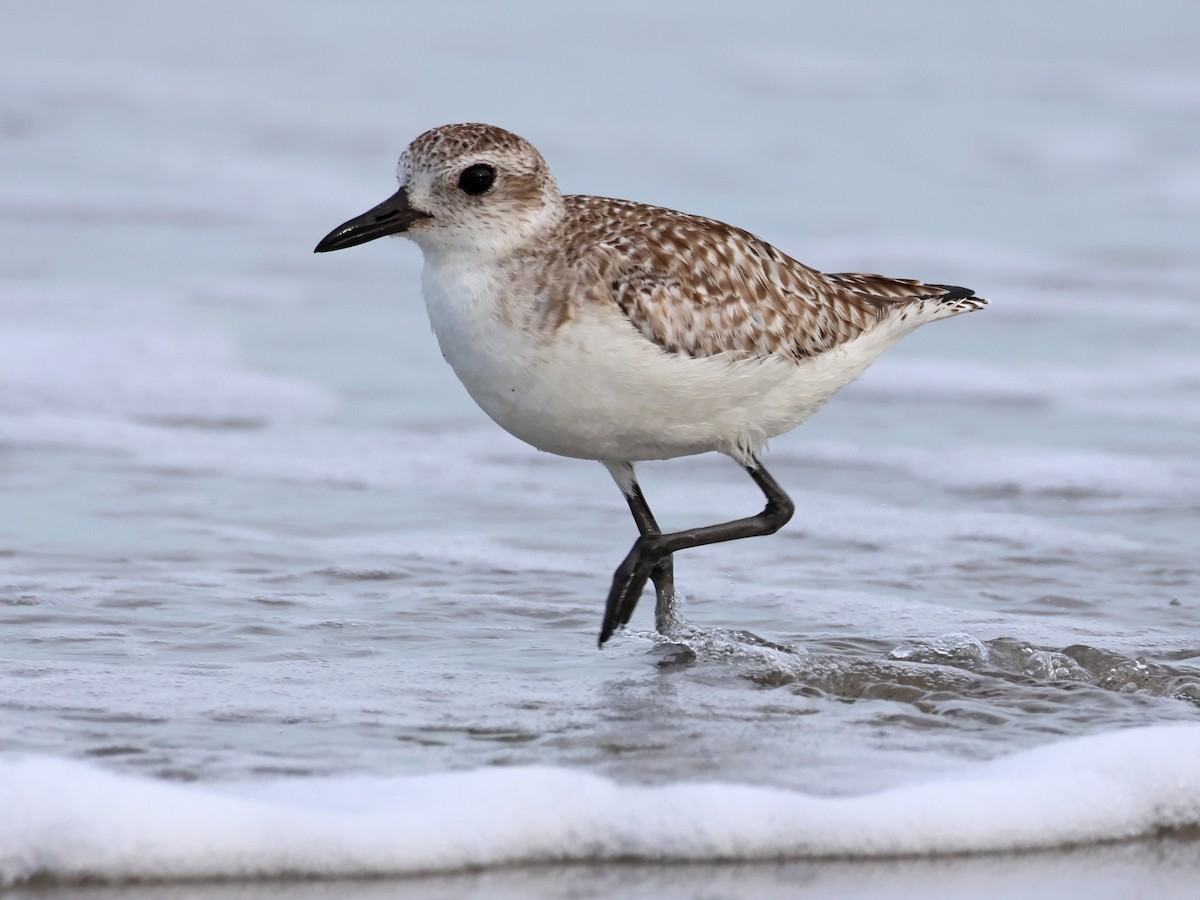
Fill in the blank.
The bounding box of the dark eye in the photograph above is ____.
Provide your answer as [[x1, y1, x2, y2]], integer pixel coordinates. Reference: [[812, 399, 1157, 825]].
[[457, 164, 496, 196]]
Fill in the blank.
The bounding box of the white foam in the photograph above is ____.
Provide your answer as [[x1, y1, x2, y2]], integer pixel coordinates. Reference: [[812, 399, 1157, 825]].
[[3, 725, 1199, 885], [779, 439, 1200, 500], [0, 285, 335, 425]]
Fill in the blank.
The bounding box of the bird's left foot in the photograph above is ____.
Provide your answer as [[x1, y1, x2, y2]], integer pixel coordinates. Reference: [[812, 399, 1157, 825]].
[[599, 535, 669, 645]]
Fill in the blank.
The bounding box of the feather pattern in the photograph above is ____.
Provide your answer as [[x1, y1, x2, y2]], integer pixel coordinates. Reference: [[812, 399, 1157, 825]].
[[508, 195, 984, 360]]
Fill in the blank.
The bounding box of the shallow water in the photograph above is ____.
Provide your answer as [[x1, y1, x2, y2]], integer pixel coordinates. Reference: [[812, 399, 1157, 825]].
[[2, 0, 1199, 889]]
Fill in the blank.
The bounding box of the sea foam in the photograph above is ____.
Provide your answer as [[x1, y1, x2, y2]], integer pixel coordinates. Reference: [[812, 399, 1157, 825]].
[[2, 725, 1198, 885]]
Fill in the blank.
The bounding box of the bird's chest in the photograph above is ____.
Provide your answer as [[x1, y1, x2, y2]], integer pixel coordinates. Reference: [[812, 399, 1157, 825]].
[[420, 262, 555, 419]]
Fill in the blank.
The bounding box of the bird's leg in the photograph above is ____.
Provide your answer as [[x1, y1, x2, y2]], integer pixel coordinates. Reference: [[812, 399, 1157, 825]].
[[599, 457, 795, 646], [623, 473, 679, 633], [603, 463, 677, 634]]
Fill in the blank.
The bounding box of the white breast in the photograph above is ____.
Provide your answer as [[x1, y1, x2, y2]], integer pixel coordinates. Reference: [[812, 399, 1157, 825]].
[[419, 257, 920, 464]]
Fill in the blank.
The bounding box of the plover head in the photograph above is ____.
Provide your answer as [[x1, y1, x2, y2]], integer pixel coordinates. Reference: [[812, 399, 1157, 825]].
[[315, 123, 564, 260]]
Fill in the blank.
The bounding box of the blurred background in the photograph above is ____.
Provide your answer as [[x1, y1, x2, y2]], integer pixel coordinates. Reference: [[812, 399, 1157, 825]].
[[2, 0, 1198, 789]]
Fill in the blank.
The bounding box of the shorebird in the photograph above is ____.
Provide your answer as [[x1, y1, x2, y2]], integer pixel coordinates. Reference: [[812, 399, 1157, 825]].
[[315, 123, 986, 646]]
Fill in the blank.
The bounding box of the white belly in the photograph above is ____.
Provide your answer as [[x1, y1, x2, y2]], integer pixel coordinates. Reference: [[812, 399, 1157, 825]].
[[421, 261, 913, 463]]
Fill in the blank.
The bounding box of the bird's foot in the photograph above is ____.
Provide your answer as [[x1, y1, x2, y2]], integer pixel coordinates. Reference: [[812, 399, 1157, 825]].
[[598, 535, 667, 646]]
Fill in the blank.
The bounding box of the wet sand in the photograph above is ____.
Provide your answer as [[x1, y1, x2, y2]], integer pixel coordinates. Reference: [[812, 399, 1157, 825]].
[[11, 836, 1200, 900]]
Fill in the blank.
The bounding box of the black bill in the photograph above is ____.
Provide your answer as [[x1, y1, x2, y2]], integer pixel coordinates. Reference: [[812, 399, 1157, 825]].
[[314, 186, 431, 253]]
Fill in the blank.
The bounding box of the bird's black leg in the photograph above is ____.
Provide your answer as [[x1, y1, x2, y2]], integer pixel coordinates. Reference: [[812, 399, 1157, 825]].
[[598, 457, 795, 646], [621, 469, 678, 631], [603, 463, 677, 634]]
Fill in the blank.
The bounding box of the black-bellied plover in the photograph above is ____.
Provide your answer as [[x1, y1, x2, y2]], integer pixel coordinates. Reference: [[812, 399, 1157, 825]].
[[315, 123, 986, 646]]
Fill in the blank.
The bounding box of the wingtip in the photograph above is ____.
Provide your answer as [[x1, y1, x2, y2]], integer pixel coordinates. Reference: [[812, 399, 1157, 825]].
[[930, 283, 975, 301], [931, 283, 988, 312]]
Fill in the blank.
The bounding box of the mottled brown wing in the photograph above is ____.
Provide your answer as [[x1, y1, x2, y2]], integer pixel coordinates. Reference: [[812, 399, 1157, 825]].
[[824, 272, 979, 304], [562, 197, 894, 360]]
